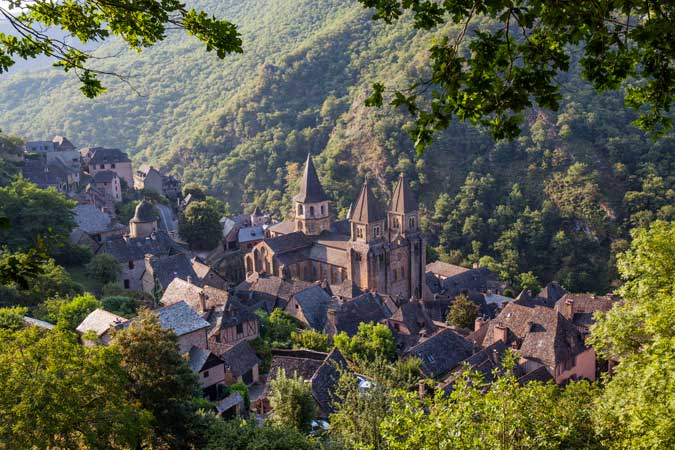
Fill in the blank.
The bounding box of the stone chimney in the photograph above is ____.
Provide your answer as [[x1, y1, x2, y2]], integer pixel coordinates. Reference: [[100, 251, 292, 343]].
[[187, 275, 192, 285], [495, 322, 508, 343], [474, 316, 486, 332], [198, 290, 207, 313], [563, 298, 574, 320], [418, 379, 426, 400]]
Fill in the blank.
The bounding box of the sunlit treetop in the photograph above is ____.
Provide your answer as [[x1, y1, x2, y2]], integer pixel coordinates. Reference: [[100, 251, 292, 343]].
[[0, 0, 242, 97], [360, 1, 675, 150]]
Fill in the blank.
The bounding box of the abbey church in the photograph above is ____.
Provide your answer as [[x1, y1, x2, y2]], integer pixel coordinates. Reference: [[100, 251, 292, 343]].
[[245, 154, 426, 299]]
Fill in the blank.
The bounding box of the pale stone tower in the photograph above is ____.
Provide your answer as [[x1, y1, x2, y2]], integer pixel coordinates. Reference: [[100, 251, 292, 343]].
[[349, 180, 387, 292], [129, 200, 158, 238], [294, 154, 331, 235], [387, 174, 425, 299]]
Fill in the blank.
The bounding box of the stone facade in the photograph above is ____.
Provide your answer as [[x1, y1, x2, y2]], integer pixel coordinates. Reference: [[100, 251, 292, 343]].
[[245, 158, 425, 299], [177, 329, 208, 354]]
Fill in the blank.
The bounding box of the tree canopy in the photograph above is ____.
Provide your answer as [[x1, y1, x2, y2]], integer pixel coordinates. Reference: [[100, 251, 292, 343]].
[[361, 1, 675, 147], [0, 0, 242, 97], [178, 200, 223, 251]]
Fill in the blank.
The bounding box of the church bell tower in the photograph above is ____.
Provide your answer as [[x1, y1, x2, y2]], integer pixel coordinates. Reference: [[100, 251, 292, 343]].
[[294, 154, 331, 235]]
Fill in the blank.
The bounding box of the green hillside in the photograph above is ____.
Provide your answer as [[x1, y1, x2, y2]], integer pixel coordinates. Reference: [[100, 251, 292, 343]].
[[1, 0, 675, 293]]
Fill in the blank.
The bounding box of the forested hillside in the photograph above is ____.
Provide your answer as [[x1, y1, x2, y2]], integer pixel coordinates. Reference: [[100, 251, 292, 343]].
[[1, 0, 675, 293]]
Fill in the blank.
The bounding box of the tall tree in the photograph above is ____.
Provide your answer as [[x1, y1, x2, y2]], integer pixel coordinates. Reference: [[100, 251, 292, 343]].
[[178, 200, 222, 251], [361, 1, 675, 147], [112, 309, 202, 449], [0, 178, 76, 251], [0, 326, 151, 449], [0, 0, 242, 97], [446, 293, 480, 329], [589, 221, 675, 449], [268, 369, 316, 433], [334, 322, 397, 362]]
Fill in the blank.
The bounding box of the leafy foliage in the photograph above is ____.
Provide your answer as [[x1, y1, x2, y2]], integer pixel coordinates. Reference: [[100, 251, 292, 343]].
[[205, 419, 319, 450], [86, 253, 122, 285], [291, 328, 330, 352], [334, 322, 396, 362], [360, 1, 675, 144], [268, 369, 316, 433], [102, 295, 139, 318], [35, 293, 101, 330], [0, 305, 27, 330], [446, 293, 480, 329], [589, 221, 675, 449], [0, 0, 242, 97], [0, 326, 151, 448], [112, 309, 203, 449], [178, 200, 222, 251]]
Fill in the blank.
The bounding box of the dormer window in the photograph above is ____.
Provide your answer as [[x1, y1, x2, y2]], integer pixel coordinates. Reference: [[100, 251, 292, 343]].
[[393, 217, 400, 229]]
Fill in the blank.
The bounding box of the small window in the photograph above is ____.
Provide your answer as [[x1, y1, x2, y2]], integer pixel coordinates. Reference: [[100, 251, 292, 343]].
[[394, 323, 400, 332], [203, 371, 209, 378], [111, 163, 116, 169], [356, 227, 363, 238], [309, 206, 315, 217], [215, 335, 221, 343], [128, 260, 134, 269], [100, 164, 105, 169], [123, 279, 130, 289], [427, 354, 435, 363], [320, 205, 325, 215], [297, 204, 304, 216], [409, 216, 416, 229], [236, 323, 244, 334], [374, 226, 380, 237], [393, 217, 400, 229]]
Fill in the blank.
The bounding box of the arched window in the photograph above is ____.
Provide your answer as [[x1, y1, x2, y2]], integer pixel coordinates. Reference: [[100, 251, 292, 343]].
[[297, 204, 304, 216], [393, 217, 400, 229], [309, 206, 315, 217], [297, 220, 303, 231], [320, 205, 325, 215], [408, 216, 416, 229]]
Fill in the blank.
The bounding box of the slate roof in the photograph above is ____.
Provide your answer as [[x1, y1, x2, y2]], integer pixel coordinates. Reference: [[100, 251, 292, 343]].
[[426, 261, 470, 279], [238, 226, 266, 244], [268, 220, 294, 235], [389, 173, 418, 214], [188, 346, 223, 372], [93, 170, 117, 183], [101, 230, 183, 262], [155, 301, 210, 337], [216, 393, 244, 413], [517, 365, 554, 385], [52, 135, 75, 151], [406, 328, 474, 378], [73, 204, 112, 234], [219, 341, 259, 377], [131, 200, 156, 223], [161, 278, 229, 313], [23, 316, 55, 330], [145, 253, 199, 291], [263, 231, 313, 254], [294, 154, 328, 203], [310, 348, 348, 414], [351, 181, 385, 224], [235, 275, 313, 312], [76, 309, 127, 337], [325, 293, 392, 337], [326, 279, 362, 300], [207, 296, 258, 338], [20, 158, 62, 188], [389, 300, 436, 337], [440, 340, 508, 393], [89, 147, 131, 164], [289, 285, 335, 330], [191, 257, 214, 279], [263, 348, 348, 416]]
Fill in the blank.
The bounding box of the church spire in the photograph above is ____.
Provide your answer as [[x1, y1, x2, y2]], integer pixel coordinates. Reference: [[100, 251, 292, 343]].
[[351, 180, 385, 225], [389, 173, 418, 214], [294, 153, 328, 203]]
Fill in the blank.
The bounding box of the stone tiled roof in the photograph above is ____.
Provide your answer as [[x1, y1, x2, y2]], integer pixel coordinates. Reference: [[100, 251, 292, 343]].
[[389, 300, 436, 337], [439, 340, 508, 393], [76, 309, 127, 337], [310, 348, 348, 414], [188, 346, 211, 372], [294, 154, 328, 203], [326, 279, 362, 299], [20, 158, 62, 188], [325, 293, 392, 337], [216, 393, 244, 413], [89, 147, 131, 164], [161, 278, 229, 313], [52, 135, 75, 150], [101, 230, 184, 262], [290, 285, 334, 330], [131, 200, 156, 223], [235, 275, 313, 312], [263, 231, 314, 254], [207, 296, 258, 338], [219, 340, 259, 377], [351, 181, 385, 224], [156, 301, 210, 337], [426, 261, 470, 279], [268, 220, 295, 235], [482, 302, 534, 348], [145, 253, 199, 291], [73, 204, 112, 234], [389, 173, 418, 214], [93, 170, 117, 183], [191, 257, 214, 279], [517, 365, 554, 385], [406, 328, 474, 378], [238, 225, 266, 244], [23, 316, 55, 330]]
